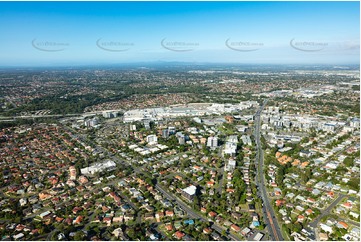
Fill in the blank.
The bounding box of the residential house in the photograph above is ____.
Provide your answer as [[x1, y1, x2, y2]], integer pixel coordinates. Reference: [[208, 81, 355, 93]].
[[165, 223, 173, 231], [173, 231, 185, 240], [230, 224, 241, 233], [336, 221, 349, 230]]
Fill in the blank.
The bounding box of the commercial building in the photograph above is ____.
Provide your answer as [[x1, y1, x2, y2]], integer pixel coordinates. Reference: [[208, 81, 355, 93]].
[[225, 159, 236, 172], [253, 232, 264, 241], [350, 117, 360, 128], [84, 117, 99, 127], [123, 102, 257, 123], [162, 129, 169, 139], [181, 185, 197, 202], [81, 160, 116, 176], [176, 132, 185, 145], [102, 111, 118, 118], [146, 135, 158, 145], [207, 137, 218, 148], [223, 137, 238, 156], [168, 127, 176, 135], [241, 135, 252, 146]]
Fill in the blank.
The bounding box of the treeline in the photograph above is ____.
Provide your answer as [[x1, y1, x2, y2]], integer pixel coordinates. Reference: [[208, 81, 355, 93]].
[[2, 82, 214, 116], [0, 117, 57, 129], [4, 93, 129, 115]]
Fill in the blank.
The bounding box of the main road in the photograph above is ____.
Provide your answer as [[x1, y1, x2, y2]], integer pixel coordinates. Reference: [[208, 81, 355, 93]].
[[56, 104, 276, 241], [0, 108, 125, 121], [254, 99, 284, 241]]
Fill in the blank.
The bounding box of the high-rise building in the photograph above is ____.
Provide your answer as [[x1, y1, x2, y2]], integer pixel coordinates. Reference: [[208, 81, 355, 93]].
[[225, 159, 236, 172], [162, 129, 169, 139], [350, 118, 360, 128], [223, 142, 237, 156], [178, 135, 185, 145], [146, 134, 158, 144], [84, 117, 99, 127], [144, 120, 151, 130], [207, 137, 218, 148], [168, 126, 176, 135], [176, 132, 185, 145]]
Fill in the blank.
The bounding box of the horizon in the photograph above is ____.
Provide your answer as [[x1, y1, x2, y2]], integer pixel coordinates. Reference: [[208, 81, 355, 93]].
[[0, 1, 359, 67], [0, 61, 360, 70]]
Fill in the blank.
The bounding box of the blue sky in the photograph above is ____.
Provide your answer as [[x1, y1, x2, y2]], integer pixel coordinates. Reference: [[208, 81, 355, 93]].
[[0, 1, 359, 66]]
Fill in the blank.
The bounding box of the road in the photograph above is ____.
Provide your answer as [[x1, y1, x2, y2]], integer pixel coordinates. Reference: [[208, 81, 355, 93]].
[[0, 108, 125, 121], [155, 184, 242, 241], [308, 193, 347, 228], [60, 109, 269, 241], [342, 217, 360, 227], [254, 99, 284, 241], [110, 147, 242, 241]]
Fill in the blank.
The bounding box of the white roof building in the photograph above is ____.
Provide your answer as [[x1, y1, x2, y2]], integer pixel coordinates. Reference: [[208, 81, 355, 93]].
[[13, 233, 24, 240], [225, 159, 236, 172], [320, 223, 333, 233], [253, 232, 264, 241], [146, 134, 158, 145], [183, 185, 197, 196], [81, 160, 116, 175]]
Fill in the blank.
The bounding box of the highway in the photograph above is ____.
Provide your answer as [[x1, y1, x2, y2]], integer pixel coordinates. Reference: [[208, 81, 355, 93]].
[[254, 99, 284, 241], [0, 108, 125, 121]]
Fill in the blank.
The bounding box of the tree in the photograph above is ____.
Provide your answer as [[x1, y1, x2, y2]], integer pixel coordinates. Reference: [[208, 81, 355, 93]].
[[347, 177, 360, 190], [145, 177, 154, 186], [233, 169, 241, 179], [301, 168, 312, 183], [193, 196, 200, 209], [343, 157, 353, 167], [293, 223, 303, 233], [239, 194, 247, 204], [276, 166, 285, 188], [126, 227, 136, 239], [282, 224, 290, 235], [203, 148, 210, 156]]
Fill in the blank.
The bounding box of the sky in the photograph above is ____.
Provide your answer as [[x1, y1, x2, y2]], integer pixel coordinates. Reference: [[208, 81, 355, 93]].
[[0, 1, 359, 67]]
